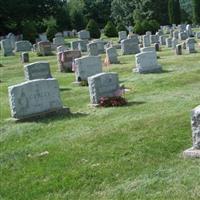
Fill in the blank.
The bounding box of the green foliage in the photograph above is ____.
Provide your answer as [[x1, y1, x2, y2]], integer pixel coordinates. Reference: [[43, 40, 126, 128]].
[[116, 23, 127, 32], [134, 19, 159, 35], [70, 9, 86, 31], [104, 21, 118, 37], [46, 23, 58, 42], [21, 21, 37, 43], [192, 0, 200, 24], [35, 21, 47, 34], [86, 19, 101, 39], [56, 7, 71, 31]]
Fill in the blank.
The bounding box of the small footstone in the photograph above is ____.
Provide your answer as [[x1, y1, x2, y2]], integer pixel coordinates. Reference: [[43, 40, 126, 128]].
[[183, 148, 200, 158]]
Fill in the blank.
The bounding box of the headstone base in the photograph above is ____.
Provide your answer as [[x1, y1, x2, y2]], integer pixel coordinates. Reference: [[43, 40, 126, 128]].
[[183, 147, 200, 158], [13, 107, 70, 122], [134, 65, 162, 74]]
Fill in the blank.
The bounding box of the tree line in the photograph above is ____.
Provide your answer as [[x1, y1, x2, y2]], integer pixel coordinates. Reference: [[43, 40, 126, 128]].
[[0, 0, 199, 40]]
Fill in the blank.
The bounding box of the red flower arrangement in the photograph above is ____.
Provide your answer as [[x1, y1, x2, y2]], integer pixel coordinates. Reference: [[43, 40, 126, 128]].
[[99, 96, 127, 107]]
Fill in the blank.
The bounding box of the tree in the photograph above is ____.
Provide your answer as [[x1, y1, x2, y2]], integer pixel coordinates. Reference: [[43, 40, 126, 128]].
[[70, 9, 86, 31], [104, 21, 118, 37], [168, 0, 181, 24], [86, 19, 101, 38], [192, 0, 200, 24]]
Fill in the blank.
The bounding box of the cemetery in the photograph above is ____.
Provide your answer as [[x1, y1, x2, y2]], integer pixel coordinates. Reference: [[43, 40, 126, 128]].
[[0, 0, 200, 199]]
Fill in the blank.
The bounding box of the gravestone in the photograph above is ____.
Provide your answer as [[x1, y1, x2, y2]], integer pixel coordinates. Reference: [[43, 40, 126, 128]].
[[150, 35, 159, 44], [196, 32, 200, 39], [127, 34, 139, 43], [57, 45, 68, 53], [118, 31, 127, 42], [121, 39, 140, 55], [71, 40, 88, 52], [88, 72, 120, 105], [186, 24, 193, 37], [1, 39, 14, 56], [37, 41, 52, 56], [57, 50, 81, 72], [87, 42, 99, 56], [135, 51, 162, 73], [186, 38, 196, 53], [15, 41, 32, 52], [106, 47, 119, 64], [176, 44, 182, 55], [7, 33, 16, 49], [166, 38, 172, 48], [179, 32, 188, 40], [24, 62, 52, 80], [143, 35, 151, 47], [154, 43, 160, 51], [183, 105, 200, 158], [53, 35, 65, 46], [78, 30, 90, 40], [21, 52, 29, 63], [173, 31, 179, 39], [159, 36, 166, 45], [74, 56, 102, 82], [92, 39, 105, 54], [172, 38, 178, 49], [39, 34, 48, 42], [8, 79, 68, 120]]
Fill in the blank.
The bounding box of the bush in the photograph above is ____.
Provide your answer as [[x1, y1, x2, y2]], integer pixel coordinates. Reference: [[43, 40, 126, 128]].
[[86, 19, 101, 39], [133, 19, 159, 35], [117, 23, 127, 32], [46, 24, 58, 41], [99, 96, 127, 107], [21, 21, 37, 43], [104, 21, 118, 37]]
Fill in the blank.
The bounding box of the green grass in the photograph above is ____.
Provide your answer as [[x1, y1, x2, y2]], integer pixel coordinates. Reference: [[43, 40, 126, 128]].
[[0, 37, 200, 200]]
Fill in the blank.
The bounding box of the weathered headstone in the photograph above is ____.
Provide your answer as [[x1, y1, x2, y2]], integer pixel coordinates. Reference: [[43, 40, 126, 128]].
[[150, 35, 159, 44], [127, 34, 139, 43], [143, 35, 151, 47], [57, 45, 68, 53], [121, 39, 140, 55], [179, 32, 188, 40], [159, 36, 166, 45], [37, 41, 52, 56], [196, 32, 200, 39], [71, 40, 88, 52], [1, 39, 14, 56], [24, 62, 52, 80], [173, 31, 179, 39], [172, 38, 178, 49], [183, 105, 200, 158], [6, 33, 16, 49], [176, 44, 182, 55], [92, 39, 105, 54], [53, 35, 65, 46], [135, 51, 162, 73], [186, 38, 196, 53], [15, 41, 32, 52], [21, 52, 29, 63], [87, 42, 99, 56], [57, 50, 81, 72], [8, 79, 68, 120], [106, 47, 119, 64], [118, 31, 127, 42], [74, 56, 102, 82], [78, 30, 90, 40], [88, 72, 120, 105], [186, 24, 193, 37], [166, 38, 172, 48]]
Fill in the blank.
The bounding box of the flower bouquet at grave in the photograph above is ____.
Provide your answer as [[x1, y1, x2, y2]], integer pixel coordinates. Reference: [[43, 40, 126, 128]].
[[99, 85, 127, 107]]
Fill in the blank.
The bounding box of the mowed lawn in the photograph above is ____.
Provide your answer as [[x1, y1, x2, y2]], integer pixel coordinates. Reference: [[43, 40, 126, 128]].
[[0, 38, 200, 200]]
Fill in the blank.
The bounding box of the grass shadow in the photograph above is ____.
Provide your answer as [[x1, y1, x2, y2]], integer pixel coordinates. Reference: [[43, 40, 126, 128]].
[[60, 87, 71, 92], [125, 101, 146, 107]]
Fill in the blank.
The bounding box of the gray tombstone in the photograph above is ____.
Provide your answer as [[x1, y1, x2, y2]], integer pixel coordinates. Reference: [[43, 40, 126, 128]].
[[8, 79, 68, 120], [118, 31, 127, 42], [88, 72, 120, 105], [24, 62, 52, 81], [127, 34, 139, 43], [196, 32, 200, 39], [57, 45, 68, 53], [21, 52, 29, 63], [159, 36, 166, 45], [143, 35, 151, 47], [176, 44, 182, 55], [121, 39, 140, 55], [186, 38, 196, 53], [7, 33, 16, 49], [74, 56, 102, 82], [106, 47, 119, 64], [37, 41, 52, 56], [150, 35, 159, 44], [166, 38, 172, 48], [92, 39, 105, 54], [186, 24, 193, 37], [71, 40, 88, 52], [183, 105, 200, 158], [15, 41, 32, 52], [57, 50, 81, 72], [78, 30, 90, 40], [172, 38, 178, 49], [135, 51, 162, 73], [53, 35, 65, 47], [39, 34, 48, 42], [173, 31, 179, 39], [179, 32, 188, 40], [1, 39, 14, 56], [87, 42, 99, 56]]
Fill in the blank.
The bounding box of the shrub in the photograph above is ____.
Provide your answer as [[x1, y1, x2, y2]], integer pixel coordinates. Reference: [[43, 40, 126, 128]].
[[46, 24, 58, 42], [117, 23, 127, 32], [86, 19, 101, 39], [104, 21, 118, 37], [99, 96, 127, 107], [21, 21, 37, 43]]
